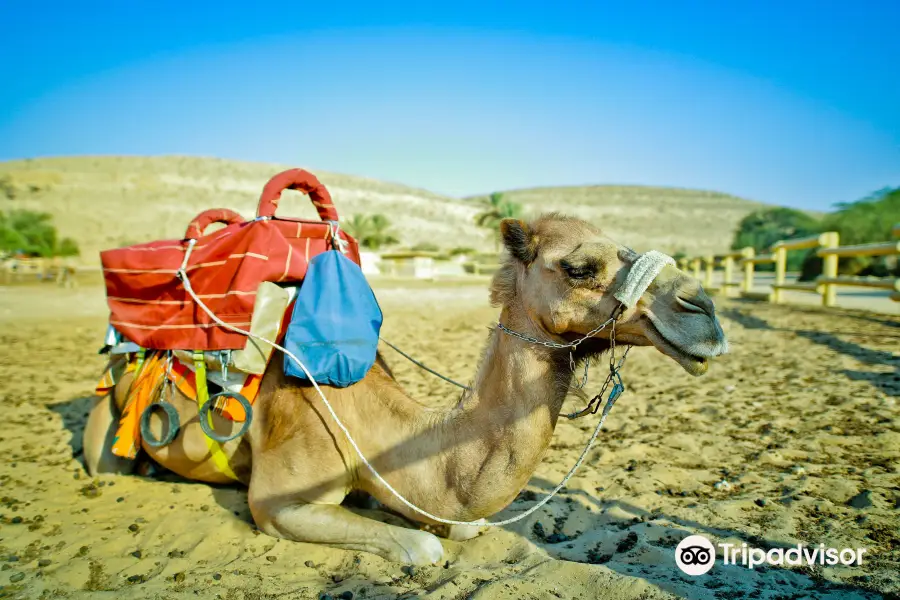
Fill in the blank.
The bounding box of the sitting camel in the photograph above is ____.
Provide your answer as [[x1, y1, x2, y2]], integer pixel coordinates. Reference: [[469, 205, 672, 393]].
[[84, 213, 728, 565]]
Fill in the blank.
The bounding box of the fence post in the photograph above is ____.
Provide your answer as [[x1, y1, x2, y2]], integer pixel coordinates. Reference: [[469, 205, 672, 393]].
[[703, 255, 714, 289], [691, 258, 701, 281], [820, 232, 839, 307], [722, 256, 734, 296], [742, 247, 755, 293], [773, 246, 787, 303]]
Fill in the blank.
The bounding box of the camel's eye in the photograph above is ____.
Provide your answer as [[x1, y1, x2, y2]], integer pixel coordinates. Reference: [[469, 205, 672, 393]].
[[560, 260, 594, 280]]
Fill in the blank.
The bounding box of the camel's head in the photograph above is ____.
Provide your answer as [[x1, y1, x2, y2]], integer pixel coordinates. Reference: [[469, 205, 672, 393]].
[[490, 213, 728, 376]]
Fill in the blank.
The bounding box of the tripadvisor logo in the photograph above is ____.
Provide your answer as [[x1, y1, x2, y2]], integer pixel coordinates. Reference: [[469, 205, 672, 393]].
[[675, 535, 716, 575], [675, 535, 868, 575]]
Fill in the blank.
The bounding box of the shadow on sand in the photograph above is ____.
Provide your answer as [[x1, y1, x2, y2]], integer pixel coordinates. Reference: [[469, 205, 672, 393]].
[[505, 476, 887, 599], [720, 305, 900, 398]]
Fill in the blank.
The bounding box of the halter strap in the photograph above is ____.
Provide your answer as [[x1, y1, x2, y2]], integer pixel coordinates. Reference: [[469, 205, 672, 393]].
[[613, 250, 675, 309]]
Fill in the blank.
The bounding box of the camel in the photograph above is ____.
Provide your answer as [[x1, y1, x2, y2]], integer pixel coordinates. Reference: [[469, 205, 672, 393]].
[[83, 213, 728, 565]]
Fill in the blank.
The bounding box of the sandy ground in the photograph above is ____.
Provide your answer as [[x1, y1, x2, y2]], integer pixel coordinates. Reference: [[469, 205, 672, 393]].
[[0, 279, 898, 600]]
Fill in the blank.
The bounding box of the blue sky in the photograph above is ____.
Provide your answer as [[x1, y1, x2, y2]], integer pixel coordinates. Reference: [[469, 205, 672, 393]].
[[1, 1, 898, 210]]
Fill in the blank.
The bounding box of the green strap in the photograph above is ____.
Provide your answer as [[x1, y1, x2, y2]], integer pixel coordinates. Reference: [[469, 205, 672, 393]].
[[193, 351, 238, 481], [134, 348, 147, 373]]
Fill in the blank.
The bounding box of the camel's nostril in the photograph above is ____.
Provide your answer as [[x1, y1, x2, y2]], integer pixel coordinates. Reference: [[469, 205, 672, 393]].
[[676, 295, 712, 315]]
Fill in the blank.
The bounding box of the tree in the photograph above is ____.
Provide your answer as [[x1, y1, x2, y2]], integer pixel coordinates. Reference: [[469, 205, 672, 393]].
[[57, 237, 81, 257], [731, 208, 821, 271], [800, 187, 900, 279], [0, 210, 80, 257], [343, 213, 399, 251], [0, 214, 26, 253], [474, 192, 523, 250], [822, 187, 900, 245]]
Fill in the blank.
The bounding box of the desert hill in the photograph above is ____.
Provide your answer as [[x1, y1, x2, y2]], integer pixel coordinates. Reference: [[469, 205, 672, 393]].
[[465, 185, 768, 258], [1, 156, 767, 263]]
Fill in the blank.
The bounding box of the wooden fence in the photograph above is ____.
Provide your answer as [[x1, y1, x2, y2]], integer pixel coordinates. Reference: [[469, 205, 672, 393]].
[[678, 224, 900, 307], [1, 257, 78, 287]]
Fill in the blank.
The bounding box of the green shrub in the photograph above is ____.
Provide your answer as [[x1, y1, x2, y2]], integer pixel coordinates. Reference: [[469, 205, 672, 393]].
[[731, 208, 821, 272], [799, 187, 900, 280], [0, 209, 80, 257], [822, 187, 900, 245]]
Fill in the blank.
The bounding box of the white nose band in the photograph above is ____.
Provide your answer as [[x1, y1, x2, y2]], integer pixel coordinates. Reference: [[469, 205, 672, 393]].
[[613, 250, 675, 309]]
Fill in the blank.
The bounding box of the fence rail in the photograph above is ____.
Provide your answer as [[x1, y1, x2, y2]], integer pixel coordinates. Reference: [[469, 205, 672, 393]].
[[680, 224, 900, 307], [1, 256, 78, 287]]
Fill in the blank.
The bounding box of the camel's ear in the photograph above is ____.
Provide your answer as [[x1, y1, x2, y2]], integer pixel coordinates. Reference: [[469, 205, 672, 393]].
[[500, 218, 537, 264]]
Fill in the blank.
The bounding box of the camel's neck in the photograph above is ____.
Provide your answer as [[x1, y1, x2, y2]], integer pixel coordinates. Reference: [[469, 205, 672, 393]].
[[433, 306, 574, 515], [347, 305, 589, 521], [464, 309, 571, 433]]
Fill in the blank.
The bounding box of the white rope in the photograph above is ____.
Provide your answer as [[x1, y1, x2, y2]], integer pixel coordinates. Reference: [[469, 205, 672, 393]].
[[175, 239, 613, 526]]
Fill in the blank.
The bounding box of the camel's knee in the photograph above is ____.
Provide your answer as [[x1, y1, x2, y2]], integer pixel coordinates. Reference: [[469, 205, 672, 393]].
[[247, 491, 286, 538]]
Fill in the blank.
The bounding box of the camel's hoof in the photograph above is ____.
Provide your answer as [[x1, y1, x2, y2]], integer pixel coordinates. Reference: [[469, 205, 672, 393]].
[[399, 530, 444, 565]]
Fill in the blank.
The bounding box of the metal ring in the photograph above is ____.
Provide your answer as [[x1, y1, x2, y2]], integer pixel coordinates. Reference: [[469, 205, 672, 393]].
[[198, 391, 253, 443], [140, 402, 181, 448]]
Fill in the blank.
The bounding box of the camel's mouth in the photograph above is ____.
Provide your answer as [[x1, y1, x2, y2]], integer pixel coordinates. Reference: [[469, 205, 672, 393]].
[[641, 318, 711, 376]]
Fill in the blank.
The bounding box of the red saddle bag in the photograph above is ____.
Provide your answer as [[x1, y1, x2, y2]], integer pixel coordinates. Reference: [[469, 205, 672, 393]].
[[100, 169, 360, 351]]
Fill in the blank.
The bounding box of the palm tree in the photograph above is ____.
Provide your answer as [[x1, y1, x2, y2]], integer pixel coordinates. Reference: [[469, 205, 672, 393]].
[[474, 192, 523, 250], [343, 213, 399, 251]]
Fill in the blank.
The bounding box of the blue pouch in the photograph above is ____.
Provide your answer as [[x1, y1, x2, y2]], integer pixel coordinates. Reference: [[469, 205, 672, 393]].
[[283, 250, 383, 387]]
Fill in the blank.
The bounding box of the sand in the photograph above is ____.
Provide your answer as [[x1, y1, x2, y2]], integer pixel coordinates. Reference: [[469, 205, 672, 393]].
[[0, 279, 897, 600]]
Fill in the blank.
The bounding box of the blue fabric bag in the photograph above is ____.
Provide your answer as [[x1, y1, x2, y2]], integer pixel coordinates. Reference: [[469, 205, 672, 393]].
[[283, 250, 383, 387]]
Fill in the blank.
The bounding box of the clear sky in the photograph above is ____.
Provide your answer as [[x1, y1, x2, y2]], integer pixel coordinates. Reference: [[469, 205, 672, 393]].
[[1, 1, 897, 210]]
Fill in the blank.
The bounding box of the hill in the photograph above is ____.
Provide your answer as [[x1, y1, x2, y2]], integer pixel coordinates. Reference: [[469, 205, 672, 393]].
[[465, 185, 769, 257], [1, 156, 767, 263], [0, 156, 487, 263]]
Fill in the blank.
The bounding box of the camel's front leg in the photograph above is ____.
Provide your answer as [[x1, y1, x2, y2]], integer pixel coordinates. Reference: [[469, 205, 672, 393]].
[[248, 440, 444, 565], [251, 501, 444, 565]]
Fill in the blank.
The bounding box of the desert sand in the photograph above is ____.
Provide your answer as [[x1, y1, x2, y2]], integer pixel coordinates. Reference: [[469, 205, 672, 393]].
[[0, 277, 897, 599]]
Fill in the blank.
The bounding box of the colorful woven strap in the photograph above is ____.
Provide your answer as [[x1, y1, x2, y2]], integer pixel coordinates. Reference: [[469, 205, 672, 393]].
[[111, 351, 162, 459], [193, 351, 239, 481]]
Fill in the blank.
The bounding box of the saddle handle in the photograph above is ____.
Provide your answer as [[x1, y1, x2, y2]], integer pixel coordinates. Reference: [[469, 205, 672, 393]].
[[184, 209, 246, 240], [256, 169, 339, 222]]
